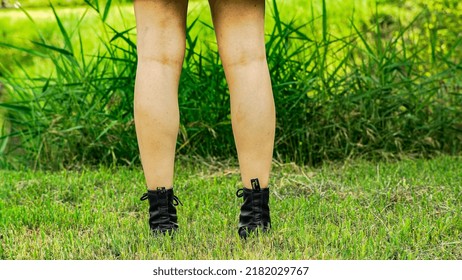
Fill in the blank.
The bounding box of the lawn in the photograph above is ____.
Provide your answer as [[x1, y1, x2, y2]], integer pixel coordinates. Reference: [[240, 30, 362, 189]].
[[1, 156, 461, 259]]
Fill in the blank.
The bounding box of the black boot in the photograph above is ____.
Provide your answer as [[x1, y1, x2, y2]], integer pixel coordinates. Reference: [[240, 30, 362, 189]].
[[236, 178, 271, 239], [140, 187, 182, 235]]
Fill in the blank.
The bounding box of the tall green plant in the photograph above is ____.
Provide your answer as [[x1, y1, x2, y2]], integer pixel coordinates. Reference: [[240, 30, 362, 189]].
[[0, 0, 461, 169], [0, 1, 138, 169]]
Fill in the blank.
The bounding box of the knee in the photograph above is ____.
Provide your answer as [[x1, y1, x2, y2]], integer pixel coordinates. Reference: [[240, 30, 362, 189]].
[[218, 43, 267, 68], [137, 44, 186, 67], [137, 30, 186, 67]]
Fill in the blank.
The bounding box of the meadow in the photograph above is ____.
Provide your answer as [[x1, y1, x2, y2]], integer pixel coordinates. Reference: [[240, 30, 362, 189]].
[[1, 156, 461, 259]]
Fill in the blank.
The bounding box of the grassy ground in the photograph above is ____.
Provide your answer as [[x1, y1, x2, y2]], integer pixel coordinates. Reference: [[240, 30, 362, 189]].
[[1, 156, 461, 259]]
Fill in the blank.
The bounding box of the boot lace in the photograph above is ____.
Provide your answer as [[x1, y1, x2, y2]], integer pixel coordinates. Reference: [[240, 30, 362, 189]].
[[140, 192, 182, 206], [236, 188, 244, 197]]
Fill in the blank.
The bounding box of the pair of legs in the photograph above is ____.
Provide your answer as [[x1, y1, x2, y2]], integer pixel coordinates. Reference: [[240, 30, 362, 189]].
[[134, 0, 275, 190]]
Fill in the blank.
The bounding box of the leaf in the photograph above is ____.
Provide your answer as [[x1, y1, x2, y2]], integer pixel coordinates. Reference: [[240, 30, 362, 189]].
[[102, 0, 112, 22], [0, 42, 47, 58], [50, 2, 74, 55], [31, 41, 74, 56], [0, 102, 31, 113]]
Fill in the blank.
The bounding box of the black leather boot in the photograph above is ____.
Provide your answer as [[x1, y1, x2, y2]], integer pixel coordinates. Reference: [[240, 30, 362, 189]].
[[236, 178, 271, 239], [140, 187, 182, 235]]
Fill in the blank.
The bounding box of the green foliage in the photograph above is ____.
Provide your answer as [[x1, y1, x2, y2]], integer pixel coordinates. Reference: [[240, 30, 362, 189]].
[[266, 0, 461, 163], [1, 1, 138, 169], [0, 0, 461, 169], [374, 0, 461, 70]]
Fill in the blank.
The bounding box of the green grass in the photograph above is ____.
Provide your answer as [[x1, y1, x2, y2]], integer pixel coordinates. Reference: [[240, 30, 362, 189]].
[[1, 0, 461, 169], [1, 156, 461, 259]]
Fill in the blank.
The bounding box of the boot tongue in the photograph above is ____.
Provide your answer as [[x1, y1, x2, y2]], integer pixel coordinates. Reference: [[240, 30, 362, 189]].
[[250, 178, 261, 191]]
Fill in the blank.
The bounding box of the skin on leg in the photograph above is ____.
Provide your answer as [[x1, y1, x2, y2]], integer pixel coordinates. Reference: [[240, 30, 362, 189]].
[[208, 0, 276, 189], [134, 0, 188, 190]]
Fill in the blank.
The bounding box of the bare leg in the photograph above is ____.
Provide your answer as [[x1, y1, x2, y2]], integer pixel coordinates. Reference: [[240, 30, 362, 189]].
[[134, 0, 188, 190], [208, 0, 276, 189]]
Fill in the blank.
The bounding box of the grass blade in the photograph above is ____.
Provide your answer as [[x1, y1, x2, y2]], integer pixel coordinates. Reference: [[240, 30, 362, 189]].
[[50, 2, 74, 54]]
